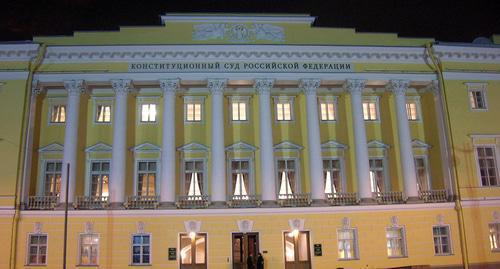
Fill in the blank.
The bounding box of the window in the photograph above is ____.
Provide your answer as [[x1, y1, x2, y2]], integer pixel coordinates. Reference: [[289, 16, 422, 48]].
[[185, 97, 204, 122], [284, 231, 310, 264], [433, 226, 451, 255], [184, 160, 204, 197], [140, 104, 157, 122], [323, 159, 341, 194], [180, 233, 207, 266], [230, 97, 249, 122], [132, 234, 151, 265], [337, 228, 358, 260], [415, 157, 430, 191], [137, 161, 157, 196], [362, 99, 378, 121], [95, 104, 112, 123], [27, 234, 47, 265], [231, 160, 250, 199], [90, 161, 109, 197], [275, 97, 294, 121], [489, 223, 500, 251], [277, 159, 296, 198], [319, 98, 336, 121], [386, 227, 406, 257], [50, 104, 66, 123], [80, 233, 99, 265], [44, 161, 62, 196], [476, 146, 499, 186], [406, 102, 418, 121], [467, 83, 487, 110], [369, 159, 385, 193]]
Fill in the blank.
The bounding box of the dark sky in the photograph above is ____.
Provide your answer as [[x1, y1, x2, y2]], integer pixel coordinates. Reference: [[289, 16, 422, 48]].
[[1, 0, 499, 43]]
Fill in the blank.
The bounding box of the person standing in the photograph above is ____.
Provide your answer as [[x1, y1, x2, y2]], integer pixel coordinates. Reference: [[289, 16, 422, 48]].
[[257, 252, 264, 269], [247, 254, 254, 269]]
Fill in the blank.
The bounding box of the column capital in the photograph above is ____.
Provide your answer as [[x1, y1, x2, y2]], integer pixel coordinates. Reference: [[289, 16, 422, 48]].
[[207, 79, 227, 95], [64, 80, 86, 96], [254, 78, 274, 95], [31, 80, 44, 95], [159, 78, 180, 95], [299, 79, 321, 95], [344, 79, 366, 94], [430, 80, 440, 95], [111, 79, 133, 95], [387, 79, 410, 95]]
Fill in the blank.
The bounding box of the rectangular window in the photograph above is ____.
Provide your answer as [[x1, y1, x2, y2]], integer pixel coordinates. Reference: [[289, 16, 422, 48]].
[[406, 102, 419, 121], [369, 159, 385, 193], [277, 159, 296, 198], [320, 100, 336, 121], [95, 104, 112, 123], [489, 223, 500, 251], [433, 226, 451, 255], [323, 159, 341, 194], [185, 101, 203, 122], [476, 146, 499, 186], [386, 227, 406, 257], [80, 234, 99, 265], [140, 104, 157, 122], [132, 234, 151, 265], [44, 161, 62, 196], [50, 104, 66, 123], [90, 161, 110, 197], [231, 101, 248, 121], [284, 231, 310, 263], [338, 229, 358, 260], [185, 160, 204, 197], [137, 161, 156, 196], [415, 157, 430, 191], [276, 101, 292, 121], [27, 234, 47, 265], [231, 160, 250, 198], [362, 101, 378, 121], [180, 233, 207, 265], [469, 89, 487, 110]]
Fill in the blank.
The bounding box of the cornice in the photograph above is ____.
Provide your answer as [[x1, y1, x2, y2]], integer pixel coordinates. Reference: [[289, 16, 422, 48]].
[[434, 45, 500, 63], [42, 45, 429, 64], [0, 43, 40, 62]]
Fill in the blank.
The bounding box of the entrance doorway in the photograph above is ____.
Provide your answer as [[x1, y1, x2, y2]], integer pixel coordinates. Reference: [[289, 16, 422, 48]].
[[284, 231, 311, 269], [180, 233, 207, 269], [232, 232, 259, 269]]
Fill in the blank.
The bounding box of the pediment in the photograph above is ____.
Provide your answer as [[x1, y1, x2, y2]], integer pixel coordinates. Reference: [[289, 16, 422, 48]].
[[321, 140, 347, 150], [38, 143, 64, 153], [367, 140, 389, 149], [225, 141, 257, 152], [177, 142, 209, 152], [131, 142, 161, 152], [85, 142, 112, 153], [273, 141, 303, 151], [412, 139, 432, 149]]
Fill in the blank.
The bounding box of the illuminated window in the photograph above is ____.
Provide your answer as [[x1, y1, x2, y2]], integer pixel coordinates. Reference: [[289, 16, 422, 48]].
[[230, 97, 249, 122], [184, 160, 204, 197], [185, 97, 204, 122], [231, 160, 250, 199], [319, 98, 336, 121], [27, 234, 47, 265], [137, 161, 156, 196], [95, 104, 112, 123], [362, 99, 378, 121], [369, 158, 385, 193], [467, 83, 488, 110], [50, 104, 66, 123], [274, 97, 294, 121], [476, 146, 499, 186], [277, 159, 296, 198], [284, 231, 310, 263], [180, 233, 207, 266], [140, 104, 157, 122], [90, 161, 109, 197], [386, 227, 406, 257], [338, 228, 358, 260], [433, 226, 451, 255], [132, 234, 151, 265], [415, 157, 430, 191], [406, 102, 418, 120], [489, 223, 500, 251], [79, 233, 99, 265], [44, 161, 62, 196], [323, 159, 341, 194]]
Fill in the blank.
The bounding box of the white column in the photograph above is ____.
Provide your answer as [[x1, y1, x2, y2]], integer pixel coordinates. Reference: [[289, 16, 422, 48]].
[[60, 80, 85, 203], [109, 79, 132, 204], [254, 79, 276, 202], [208, 79, 227, 203], [159, 79, 179, 204], [344, 79, 372, 200], [388, 80, 419, 198], [300, 79, 325, 201]]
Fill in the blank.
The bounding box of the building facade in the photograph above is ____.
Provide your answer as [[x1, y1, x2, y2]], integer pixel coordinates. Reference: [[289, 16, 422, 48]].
[[0, 14, 499, 269]]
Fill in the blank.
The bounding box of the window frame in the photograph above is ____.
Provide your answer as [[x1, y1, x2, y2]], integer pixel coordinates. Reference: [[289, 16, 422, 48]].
[[337, 228, 359, 260], [139, 103, 158, 124], [369, 157, 388, 193], [92, 97, 113, 125], [78, 233, 100, 266], [26, 233, 48, 266], [406, 96, 422, 122], [41, 159, 63, 197], [47, 97, 67, 125], [228, 158, 254, 197], [466, 82, 488, 111], [414, 155, 432, 191], [386, 226, 407, 258], [276, 157, 301, 198], [134, 159, 159, 197], [489, 223, 500, 252], [432, 225, 453, 256], [322, 157, 345, 194], [474, 145, 500, 187], [362, 96, 380, 122], [87, 159, 110, 197], [318, 96, 338, 122], [273, 96, 295, 122], [184, 96, 205, 124], [181, 158, 207, 196], [228, 96, 250, 123], [130, 233, 152, 265]]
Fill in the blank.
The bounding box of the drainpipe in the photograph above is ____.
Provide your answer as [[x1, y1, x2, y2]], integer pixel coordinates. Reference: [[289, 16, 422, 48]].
[[425, 42, 469, 269], [9, 43, 47, 269]]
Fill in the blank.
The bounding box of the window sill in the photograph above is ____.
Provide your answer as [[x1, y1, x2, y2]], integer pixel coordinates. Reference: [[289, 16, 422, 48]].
[[76, 265, 99, 267], [129, 264, 152, 267], [24, 265, 47, 267], [337, 258, 359, 261], [388, 255, 408, 259], [320, 120, 337, 123], [434, 253, 453, 256]]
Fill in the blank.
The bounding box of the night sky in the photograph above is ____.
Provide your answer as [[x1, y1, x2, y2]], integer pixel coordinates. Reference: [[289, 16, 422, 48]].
[[1, 0, 499, 43]]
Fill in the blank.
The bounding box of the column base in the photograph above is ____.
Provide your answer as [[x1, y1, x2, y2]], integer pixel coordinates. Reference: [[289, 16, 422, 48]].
[[109, 202, 126, 209], [359, 198, 377, 205], [405, 196, 422, 204], [311, 199, 329, 207], [56, 203, 74, 210], [260, 200, 279, 208], [158, 202, 176, 209], [209, 201, 227, 208]]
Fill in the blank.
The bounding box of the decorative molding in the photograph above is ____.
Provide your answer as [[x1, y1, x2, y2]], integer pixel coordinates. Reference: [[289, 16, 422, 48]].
[[84, 221, 94, 233], [443, 72, 500, 81], [342, 217, 351, 229], [177, 142, 209, 152], [159, 78, 180, 94], [494, 211, 500, 223], [137, 221, 145, 233], [85, 142, 112, 153], [273, 141, 303, 151], [34, 222, 43, 233], [162, 14, 315, 25], [288, 219, 305, 231], [111, 79, 133, 95], [207, 79, 227, 95], [390, 216, 399, 227], [225, 141, 257, 152], [0, 43, 40, 62], [38, 143, 64, 153], [184, 220, 201, 233], [130, 142, 161, 153], [299, 78, 321, 95], [386, 79, 410, 95], [192, 23, 285, 43], [321, 140, 348, 151], [63, 80, 86, 96], [433, 45, 500, 63], [367, 140, 390, 149], [237, 219, 254, 233], [412, 139, 432, 149], [436, 214, 445, 225], [254, 78, 274, 95], [31, 80, 44, 95], [344, 79, 366, 94]]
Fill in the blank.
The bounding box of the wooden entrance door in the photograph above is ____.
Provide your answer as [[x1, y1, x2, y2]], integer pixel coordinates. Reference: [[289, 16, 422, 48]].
[[232, 232, 259, 269], [180, 233, 207, 269], [284, 231, 311, 269]]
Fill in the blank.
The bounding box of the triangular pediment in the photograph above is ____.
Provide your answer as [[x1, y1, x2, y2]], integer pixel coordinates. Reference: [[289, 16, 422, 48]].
[[321, 140, 348, 150], [225, 141, 257, 151], [131, 142, 161, 152], [412, 139, 432, 149], [367, 140, 389, 149], [177, 142, 209, 152], [273, 141, 303, 151], [38, 143, 64, 153], [85, 142, 112, 153]]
